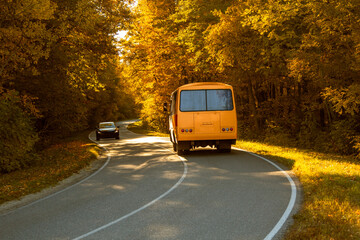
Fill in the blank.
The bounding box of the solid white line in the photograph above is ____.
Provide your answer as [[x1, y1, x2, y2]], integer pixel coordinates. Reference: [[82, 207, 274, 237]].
[[233, 147, 297, 240], [73, 155, 188, 240], [74, 145, 294, 240], [0, 132, 111, 217]]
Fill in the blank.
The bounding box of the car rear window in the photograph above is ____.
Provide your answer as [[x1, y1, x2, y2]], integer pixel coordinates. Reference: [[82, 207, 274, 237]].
[[99, 122, 115, 128]]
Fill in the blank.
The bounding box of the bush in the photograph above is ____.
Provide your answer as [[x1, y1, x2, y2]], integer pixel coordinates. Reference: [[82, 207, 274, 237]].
[[140, 96, 168, 133], [0, 90, 38, 173], [297, 116, 360, 156], [329, 119, 359, 155], [263, 120, 297, 147], [298, 126, 332, 153]]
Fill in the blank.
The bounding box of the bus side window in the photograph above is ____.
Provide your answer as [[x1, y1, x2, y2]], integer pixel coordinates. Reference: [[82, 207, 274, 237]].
[[171, 91, 177, 114]]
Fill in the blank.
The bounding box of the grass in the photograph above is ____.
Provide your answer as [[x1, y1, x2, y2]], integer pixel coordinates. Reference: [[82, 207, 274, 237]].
[[127, 122, 360, 239], [127, 120, 169, 137], [2, 122, 359, 239], [235, 141, 360, 240], [0, 131, 101, 205]]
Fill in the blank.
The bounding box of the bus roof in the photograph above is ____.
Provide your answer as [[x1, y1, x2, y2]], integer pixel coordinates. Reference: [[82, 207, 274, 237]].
[[176, 82, 232, 91]]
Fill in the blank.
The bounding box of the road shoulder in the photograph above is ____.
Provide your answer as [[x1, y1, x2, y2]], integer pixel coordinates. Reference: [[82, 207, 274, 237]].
[[0, 149, 107, 215]]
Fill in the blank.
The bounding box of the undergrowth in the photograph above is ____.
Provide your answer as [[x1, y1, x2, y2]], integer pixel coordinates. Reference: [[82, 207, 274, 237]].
[[0, 131, 100, 205]]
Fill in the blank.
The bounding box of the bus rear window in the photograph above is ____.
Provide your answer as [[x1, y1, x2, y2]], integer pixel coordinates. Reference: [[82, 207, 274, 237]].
[[180, 90, 206, 111], [180, 89, 233, 112]]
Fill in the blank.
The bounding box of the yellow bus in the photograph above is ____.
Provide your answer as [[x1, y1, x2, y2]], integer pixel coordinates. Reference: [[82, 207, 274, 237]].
[[165, 82, 237, 154]]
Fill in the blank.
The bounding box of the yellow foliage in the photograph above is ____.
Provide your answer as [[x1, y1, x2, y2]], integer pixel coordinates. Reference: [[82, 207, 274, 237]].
[[0, 0, 56, 81]]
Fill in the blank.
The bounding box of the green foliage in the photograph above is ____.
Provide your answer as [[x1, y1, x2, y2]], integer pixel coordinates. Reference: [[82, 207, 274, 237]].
[[0, 90, 38, 173]]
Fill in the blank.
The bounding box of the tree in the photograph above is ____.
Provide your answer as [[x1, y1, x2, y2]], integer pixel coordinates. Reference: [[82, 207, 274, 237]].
[[9, 0, 134, 138], [0, 0, 56, 84], [122, 0, 182, 131], [0, 89, 38, 173], [206, 0, 360, 154], [171, 0, 235, 82], [122, 0, 236, 131]]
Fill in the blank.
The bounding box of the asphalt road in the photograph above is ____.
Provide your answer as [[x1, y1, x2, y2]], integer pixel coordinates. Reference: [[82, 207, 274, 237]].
[[0, 120, 300, 240]]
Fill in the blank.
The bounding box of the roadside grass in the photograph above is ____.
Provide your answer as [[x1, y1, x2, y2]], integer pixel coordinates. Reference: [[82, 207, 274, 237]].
[[235, 141, 360, 240], [0, 131, 101, 205], [126, 123, 360, 239], [127, 120, 169, 137]]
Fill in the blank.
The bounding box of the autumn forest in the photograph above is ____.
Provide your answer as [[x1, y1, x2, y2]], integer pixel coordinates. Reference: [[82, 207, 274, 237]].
[[1, 0, 360, 172]]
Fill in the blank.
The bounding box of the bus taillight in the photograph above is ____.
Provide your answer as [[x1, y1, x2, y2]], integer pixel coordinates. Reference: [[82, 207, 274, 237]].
[[174, 114, 178, 127]]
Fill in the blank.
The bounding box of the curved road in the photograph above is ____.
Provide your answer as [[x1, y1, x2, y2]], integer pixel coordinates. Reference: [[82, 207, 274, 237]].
[[0, 120, 300, 240]]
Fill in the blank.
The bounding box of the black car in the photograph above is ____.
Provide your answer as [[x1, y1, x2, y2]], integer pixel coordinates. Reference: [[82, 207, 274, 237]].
[[96, 122, 120, 140]]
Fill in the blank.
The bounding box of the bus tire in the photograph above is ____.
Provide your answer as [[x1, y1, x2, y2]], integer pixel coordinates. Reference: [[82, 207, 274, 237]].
[[177, 149, 189, 156], [176, 144, 183, 155], [176, 142, 189, 155], [217, 141, 231, 153]]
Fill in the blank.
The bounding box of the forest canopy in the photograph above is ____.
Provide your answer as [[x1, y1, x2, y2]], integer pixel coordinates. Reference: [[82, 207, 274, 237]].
[[121, 0, 360, 158], [1, 0, 360, 172], [0, 0, 136, 172]]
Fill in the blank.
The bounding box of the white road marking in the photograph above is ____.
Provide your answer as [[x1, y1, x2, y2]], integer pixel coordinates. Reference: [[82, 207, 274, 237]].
[[74, 145, 295, 240], [2, 125, 295, 240], [233, 147, 297, 240], [73, 154, 188, 240]]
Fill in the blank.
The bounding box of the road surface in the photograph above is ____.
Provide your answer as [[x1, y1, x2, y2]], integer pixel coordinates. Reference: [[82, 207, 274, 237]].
[[0, 120, 300, 240]]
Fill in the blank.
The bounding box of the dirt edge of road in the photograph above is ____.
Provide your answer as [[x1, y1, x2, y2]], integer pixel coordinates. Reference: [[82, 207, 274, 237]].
[[0, 149, 108, 215]]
